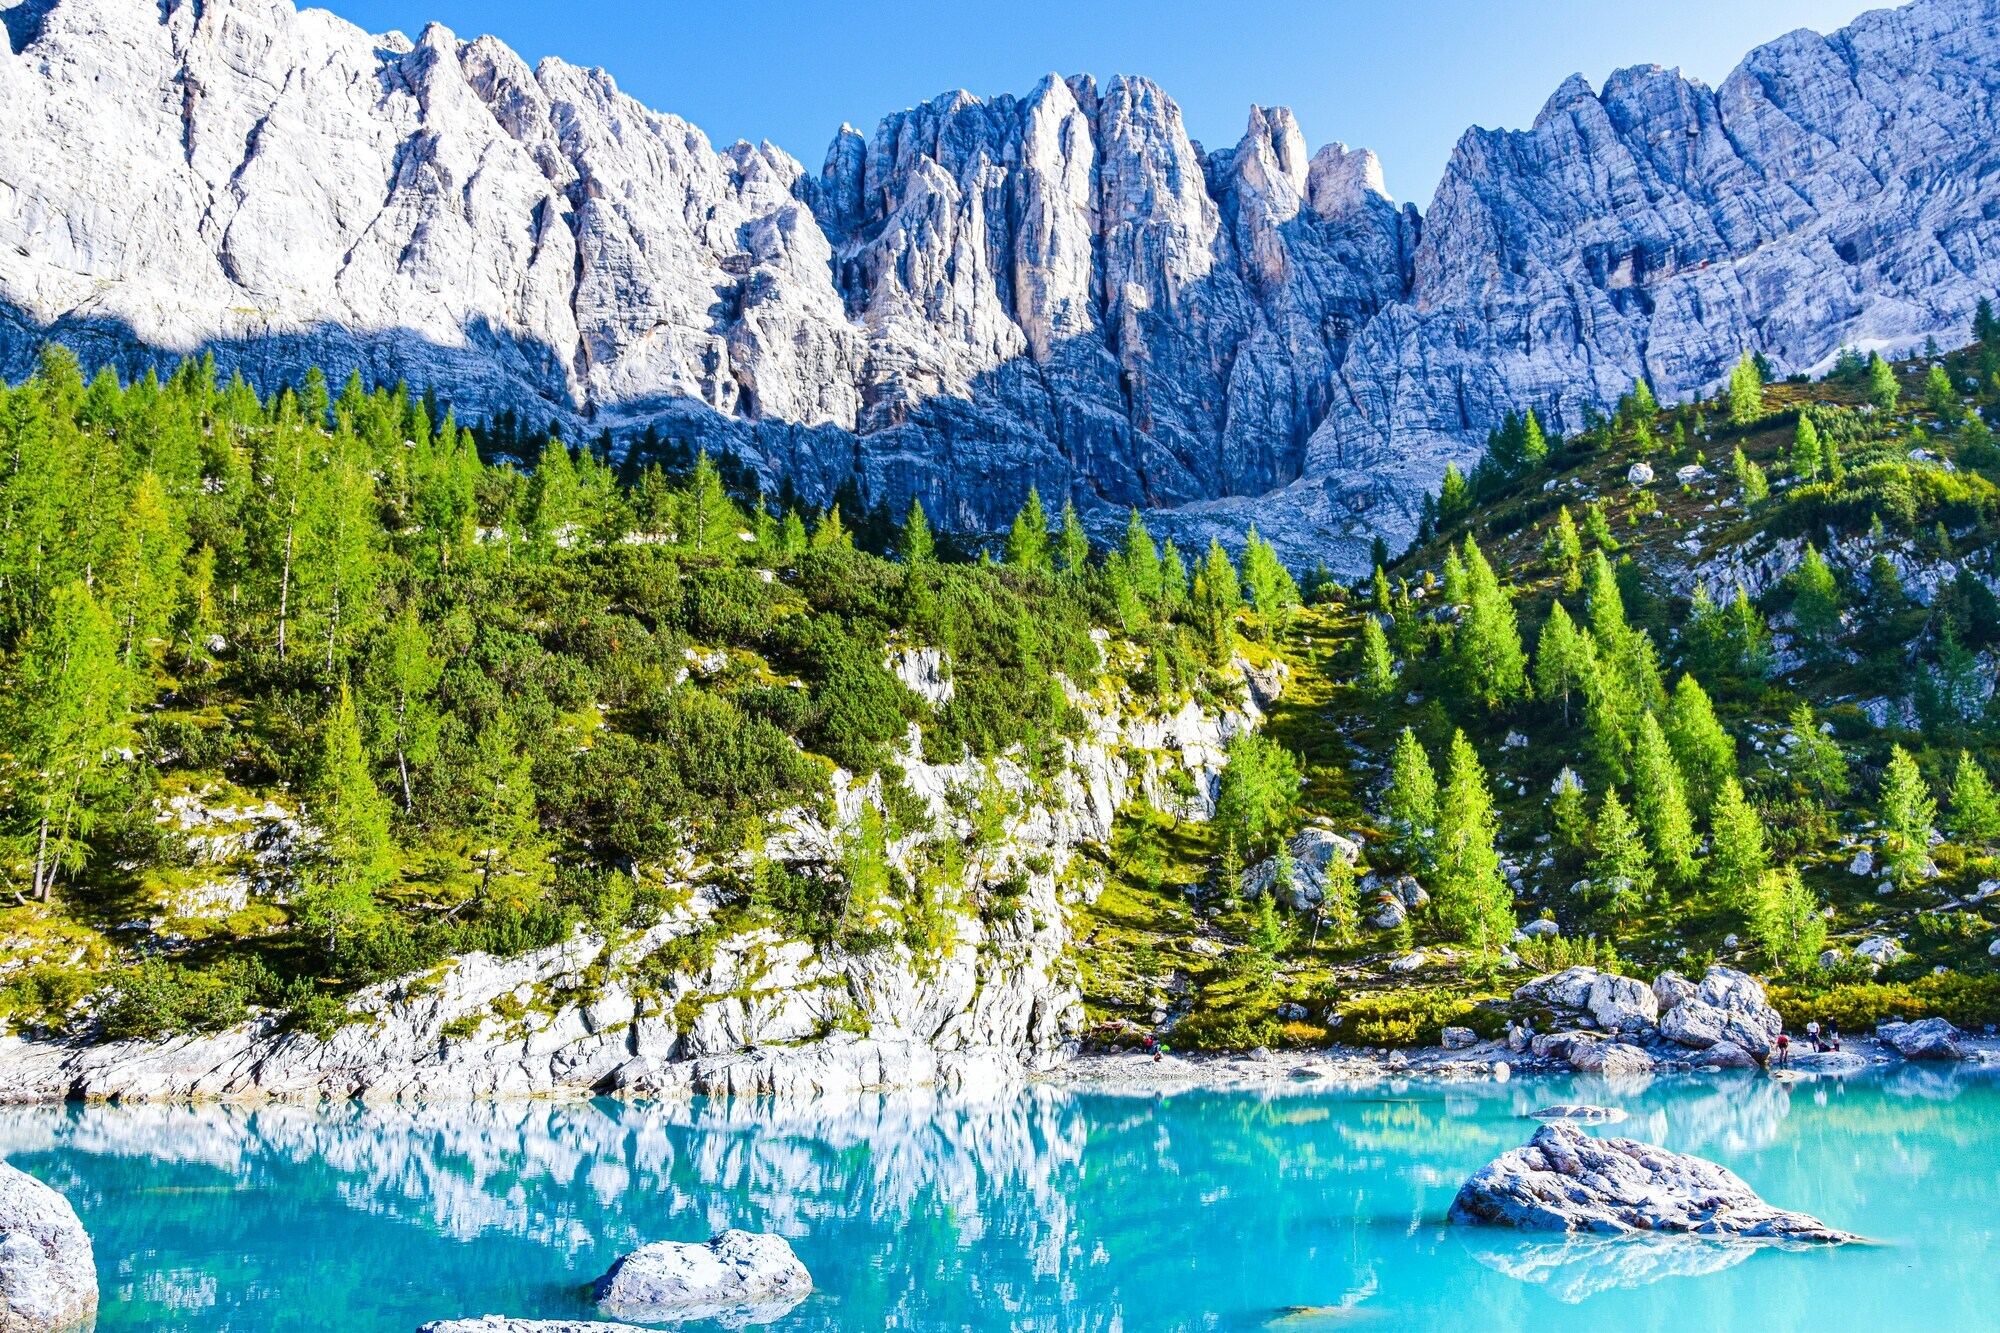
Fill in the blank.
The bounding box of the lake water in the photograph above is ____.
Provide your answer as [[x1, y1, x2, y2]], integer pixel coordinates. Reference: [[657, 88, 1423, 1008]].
[[2, 1067, 1994, 1332]]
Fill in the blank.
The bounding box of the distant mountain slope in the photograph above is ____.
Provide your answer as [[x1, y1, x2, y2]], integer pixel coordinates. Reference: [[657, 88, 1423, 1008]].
[[3, 0, 1998, 566]]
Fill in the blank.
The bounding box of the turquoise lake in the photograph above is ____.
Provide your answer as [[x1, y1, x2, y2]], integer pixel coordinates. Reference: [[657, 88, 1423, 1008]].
[[1, 1068, 1994, 1331]]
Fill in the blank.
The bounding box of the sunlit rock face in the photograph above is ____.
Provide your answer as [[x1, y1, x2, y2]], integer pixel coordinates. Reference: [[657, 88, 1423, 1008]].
[[5, 0, 2000, 567]]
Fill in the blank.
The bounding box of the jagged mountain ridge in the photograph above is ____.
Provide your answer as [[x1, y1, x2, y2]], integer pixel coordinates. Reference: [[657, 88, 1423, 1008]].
[[3, 0, 1998, 567]]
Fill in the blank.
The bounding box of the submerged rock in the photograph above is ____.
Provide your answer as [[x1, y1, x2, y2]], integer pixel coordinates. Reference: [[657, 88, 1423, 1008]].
[[0, 1162, 96, 1332], [1527, 1105, 1627, 1124], [422, 1312, 648, 1320], [594, 1230, 811, 1324], [1448, 1121, 1860, 1241]]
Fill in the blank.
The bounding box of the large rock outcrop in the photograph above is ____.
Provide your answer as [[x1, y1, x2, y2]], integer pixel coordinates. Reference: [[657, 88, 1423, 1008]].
[[0, 1162, 95, 1332], [1449, 1121, 1860, 1241], [6, 0, 2000, 567], [593, 1231, 810, 1325]]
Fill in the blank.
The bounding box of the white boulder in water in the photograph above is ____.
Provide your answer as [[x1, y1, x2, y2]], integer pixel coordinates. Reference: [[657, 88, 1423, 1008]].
[[1527, 1105, 1627, 1124], [0, 1161, 96, 1332], [426, 1312, 652, 1320], [595, 1230, 811, 1323], [1449, 1121, 1860, 1241]]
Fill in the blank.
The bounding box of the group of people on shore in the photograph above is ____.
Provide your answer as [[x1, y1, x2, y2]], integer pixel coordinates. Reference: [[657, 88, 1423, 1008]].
[[1771, 1020, 1842, 1067]]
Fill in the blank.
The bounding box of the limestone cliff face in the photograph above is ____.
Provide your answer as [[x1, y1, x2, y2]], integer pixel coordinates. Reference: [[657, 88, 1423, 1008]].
[[3, 0, 1998, 569]]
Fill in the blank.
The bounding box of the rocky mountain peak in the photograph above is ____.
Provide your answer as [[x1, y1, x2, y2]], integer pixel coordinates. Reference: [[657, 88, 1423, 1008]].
[[3, 0, 1999, 569]]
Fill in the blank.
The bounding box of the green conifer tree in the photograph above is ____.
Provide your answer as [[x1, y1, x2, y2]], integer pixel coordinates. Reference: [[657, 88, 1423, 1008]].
[[1632, 711, 1700, 887], [1533, 601, 1590, 725], [1792, 415, 1823, 481], [1589, 787, 1652, 920], [1359, 615, 1397, 699], [1386, 728, 1439, 867], [1790, 543, 1842, 655], [1728, 352, 1765, 424], [1003, 488, 1052, 574], [1707, 777, 1768, 909], [1747, 868, 1826, 976], [1544, 506, 1583, 592], [1948, 751, 2000, 845], [1867, 352, 1900, 411], [1879, 745, 1938, 888], [1663, 675, 1735, 816], [1433, 731, 1514, 956], [902, 498, 936, 566]]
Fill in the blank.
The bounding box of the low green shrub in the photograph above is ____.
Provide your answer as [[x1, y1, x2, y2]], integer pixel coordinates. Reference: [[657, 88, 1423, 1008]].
[[1770, 973, 2000, 1032], [1337, 988, 1508, 1048]]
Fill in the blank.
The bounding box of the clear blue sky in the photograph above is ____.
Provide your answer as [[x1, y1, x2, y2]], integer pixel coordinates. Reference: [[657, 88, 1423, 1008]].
[[317, 0, 1881, 204]]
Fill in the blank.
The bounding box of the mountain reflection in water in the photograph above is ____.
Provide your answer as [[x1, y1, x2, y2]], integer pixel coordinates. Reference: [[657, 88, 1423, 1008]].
[[0, 1069, 1992, 1332]]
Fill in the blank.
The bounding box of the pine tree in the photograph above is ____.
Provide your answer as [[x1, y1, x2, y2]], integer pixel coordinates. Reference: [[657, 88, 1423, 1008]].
[[1004, 488, 1052, 575], [1949, 751, 2000, 844], [1589, 788, 1652, 920], [1432, 731, 1514, 955], [1437, 463, 1472, 528], [364, 606, 443, 814], [1791, 543, 1842, 654], [1201, 540, 1241, 614], [1582, 501, 1619, 552], [1121, 509, 1162, 604], [1732, 446, 1768, 503], [1359, 615, 1397, 699], [525, 439, 581, 555], [467, 708, 543, 909], [1386, 728, 1439, 866], [1728, 352, 1765, 424], [1866, 352, 1900, 411], [1522, 409, 1548, 468], [1550, 768, 1590, 865], [297, 684, 393, 952], [1792, 415, 1823, 481], [1534, 601, 1590, 725], [1663, 674, 1735, 816], [1707, 777, 1768, 910], [1544, 506, 1583, 593], [1632, 710, 1700, 887], [1452, 537, 1528, 709], [1879, 745, 1938, 888], [902, 498, 936, 565], [1242, 527, 1301, 630], [3, 582, 127, 900], [1976, 296, 2000, 345], [1319, 848, 1360, 948], [1783, 704, 1850, 802], [1747, 868, 1826, 976], [1925, 362, 1957, 416]]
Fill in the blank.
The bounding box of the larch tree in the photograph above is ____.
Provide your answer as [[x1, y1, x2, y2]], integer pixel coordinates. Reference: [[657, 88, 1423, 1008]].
[[1747, 869, 1827, 976], [1948, 751, 2000, 844], [902, 498, 936, 566], [1790, 544, 1842, 655], [1589, 788, 1652, 921], [1632, 710, 1700, 888], [1359, 615, 1397, 699], [1866, 352, 1900, 411], [1791, 415, 1823, 480], [1533, 601, 1590, 725], [297, 684, 394, 952], [1878, 745, 1938, 888], [1432, 731, 1514, 957], [1055, 499, 1089, 577], [1544, 506, 1583, 593], [1386, 728, 1439, 867], [1707, 777, 1768, 910], [364, 606, 443, 814], [1004, 488, 1052, 575], [4, 582, 127, 900], [1784, 704, 1850, 802], [1452, 536, 1528, 709], [1663, 675, 1735, 816], [1727, 351, 1765, 425]]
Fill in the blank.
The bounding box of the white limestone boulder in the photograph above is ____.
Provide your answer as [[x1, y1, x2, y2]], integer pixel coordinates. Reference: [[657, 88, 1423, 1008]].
[[594, 1230, 811, 1324], [1448, 1121, 1861, 1241], [0, 1162, 96, 1332], [1656, 967, 1782, 1057]]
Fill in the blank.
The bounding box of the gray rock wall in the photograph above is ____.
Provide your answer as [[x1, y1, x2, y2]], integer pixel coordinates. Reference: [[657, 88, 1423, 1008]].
[[4, 0, 1998, 568]]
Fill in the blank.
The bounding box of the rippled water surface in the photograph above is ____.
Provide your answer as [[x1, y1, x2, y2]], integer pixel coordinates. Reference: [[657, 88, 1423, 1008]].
[[2, 1067, 1995, 1331]]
